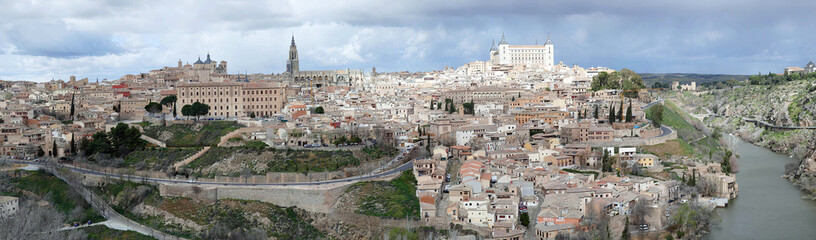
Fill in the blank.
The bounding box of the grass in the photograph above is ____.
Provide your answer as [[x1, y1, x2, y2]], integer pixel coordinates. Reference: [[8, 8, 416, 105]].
[[82, 225, 157, 240], [642, 139, 695, 158], [123, 147, 201, 171], [134, 121, 152, 128], [11, 170, 104, 223], [350, 170, 420, 218], [142, 121, 242, 147], [646, 100, 722, 159]]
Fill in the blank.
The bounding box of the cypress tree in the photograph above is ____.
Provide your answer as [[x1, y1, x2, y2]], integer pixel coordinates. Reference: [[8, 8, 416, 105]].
[[52, 140, 57, 157], [618, 101, 624, 122], [70, 92, 75, 121], [594, 105, 599, 119], [609, 106, 616, 123], [622, 217, 630, 240], [430, 100, 434, 110], [626, 99, 633, 122]]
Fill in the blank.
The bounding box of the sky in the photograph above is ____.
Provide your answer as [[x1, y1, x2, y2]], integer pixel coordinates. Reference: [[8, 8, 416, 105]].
[[1, 0, 816, 81]]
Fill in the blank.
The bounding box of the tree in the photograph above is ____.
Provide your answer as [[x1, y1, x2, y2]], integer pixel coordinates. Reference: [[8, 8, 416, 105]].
[[69, 92, 76, 121], [721, 150, 733, 174], [444, 102, 449, 112], [626, 99, 633, 122], [520, 212, 530, 227], [622, 217, 631, 240], [609, 106, 616, 123], [449, 103, 457, 114], [37, 146, 44, 157], [649, 104, 664, 127], [51, 140, 57, 157], [618, 100, 624, 122], [314, 106, 324, 114], [594, 105, 599, 119], [429, 100, 434, 110], [144, 101, 163, 116], [689, 169, 697, 187], [70, 137, 76, 155], [161, 95, 178, 117], [249, 111, 256, 118], [437, 102, 442, 110], [181, 104, 194, 120]]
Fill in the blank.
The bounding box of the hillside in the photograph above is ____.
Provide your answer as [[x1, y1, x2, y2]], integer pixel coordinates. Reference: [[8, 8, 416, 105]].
[[660, 81, 816, 197], [641, 73, 749, 85]]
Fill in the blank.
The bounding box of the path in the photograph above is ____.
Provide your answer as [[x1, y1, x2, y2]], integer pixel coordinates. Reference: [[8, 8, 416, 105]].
[[172, 146, 210, 170]]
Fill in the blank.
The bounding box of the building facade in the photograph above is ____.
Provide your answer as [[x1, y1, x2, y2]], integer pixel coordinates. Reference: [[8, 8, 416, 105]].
[[490, 33, 554, 66], [176, 82, 286, 118]]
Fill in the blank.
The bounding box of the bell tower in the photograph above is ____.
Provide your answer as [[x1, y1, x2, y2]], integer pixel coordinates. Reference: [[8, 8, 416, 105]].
[[286, 35, 299, 75]]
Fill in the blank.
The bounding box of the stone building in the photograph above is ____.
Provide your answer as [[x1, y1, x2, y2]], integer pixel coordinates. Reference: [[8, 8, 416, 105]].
[[490, 33, 554, 66], [176, 82, 286, 118], [285, 35, 365, 87]]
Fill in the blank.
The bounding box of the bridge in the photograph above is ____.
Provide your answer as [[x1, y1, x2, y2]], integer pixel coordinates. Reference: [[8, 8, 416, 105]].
[[742, 116, 816, 131]]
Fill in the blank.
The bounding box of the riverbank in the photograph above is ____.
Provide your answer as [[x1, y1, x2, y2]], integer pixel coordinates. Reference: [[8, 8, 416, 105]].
[[703, 135, 816, 240]]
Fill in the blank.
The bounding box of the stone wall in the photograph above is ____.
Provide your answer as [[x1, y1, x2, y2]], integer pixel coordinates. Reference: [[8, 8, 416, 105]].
[[159, 183, 352, 213]]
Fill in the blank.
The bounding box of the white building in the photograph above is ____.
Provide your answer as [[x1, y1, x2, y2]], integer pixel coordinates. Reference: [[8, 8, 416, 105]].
[[490, 33, 554, 66]]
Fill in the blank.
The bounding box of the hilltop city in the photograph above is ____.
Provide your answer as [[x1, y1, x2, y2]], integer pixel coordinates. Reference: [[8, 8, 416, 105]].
[[9, 33, 812, 240]]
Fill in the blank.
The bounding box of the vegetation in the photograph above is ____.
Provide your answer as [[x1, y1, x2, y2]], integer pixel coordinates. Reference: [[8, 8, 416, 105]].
[[10, 170, 104, 223], [645, 100, 722, 159], [641, 73, 748, 89], [142, 121, 242, 147], [361, 144, 398, 160], [160, 95, 178, 118], [186, 146, 361, 175], [591, 69, 644, 98], [350, 170, 420, 218], [181, 101, 211, 120], [81, 225, 157, 240], [748, 71, 816, 85], [312, 106, 324, 114], [144, 101, 163, 116], [123, 147, 200, 171], [642, 139, 695, 158], [80, 123, 147, 158]]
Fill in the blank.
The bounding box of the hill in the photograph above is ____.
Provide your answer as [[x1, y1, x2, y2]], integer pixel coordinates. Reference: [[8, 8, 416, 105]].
[[640, 73, 749, 85]]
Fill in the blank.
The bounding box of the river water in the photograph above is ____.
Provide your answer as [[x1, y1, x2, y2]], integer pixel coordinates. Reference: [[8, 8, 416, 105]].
[[704, 135, 816, 239]]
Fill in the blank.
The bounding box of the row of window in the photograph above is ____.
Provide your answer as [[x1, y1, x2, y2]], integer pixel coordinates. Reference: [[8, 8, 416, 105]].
[[179, 88, 279, 97]]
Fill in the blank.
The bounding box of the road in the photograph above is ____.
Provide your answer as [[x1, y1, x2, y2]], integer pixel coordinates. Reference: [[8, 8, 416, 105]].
[[6, 157, 414, 187], [640, 98, 663, 110]]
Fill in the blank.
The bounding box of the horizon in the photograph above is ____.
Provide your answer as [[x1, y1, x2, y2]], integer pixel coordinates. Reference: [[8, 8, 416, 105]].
[[2, 0, 816, 81]]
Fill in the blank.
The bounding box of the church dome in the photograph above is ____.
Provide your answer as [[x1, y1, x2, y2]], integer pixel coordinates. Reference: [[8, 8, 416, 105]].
[[194, 56, 204, 64]]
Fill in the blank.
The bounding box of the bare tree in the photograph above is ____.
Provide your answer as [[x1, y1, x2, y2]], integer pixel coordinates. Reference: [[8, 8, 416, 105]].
[[0, 199, 85, 240]]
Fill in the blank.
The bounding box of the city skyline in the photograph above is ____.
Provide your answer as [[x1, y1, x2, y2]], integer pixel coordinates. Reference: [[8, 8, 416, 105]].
[[2, 0, 816, 81]]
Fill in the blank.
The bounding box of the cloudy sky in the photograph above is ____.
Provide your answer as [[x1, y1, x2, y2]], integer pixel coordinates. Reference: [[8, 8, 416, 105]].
[[1, 0, 815, 81]]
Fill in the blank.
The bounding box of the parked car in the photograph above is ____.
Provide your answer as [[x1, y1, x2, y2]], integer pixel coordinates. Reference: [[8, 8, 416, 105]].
[[187, 179, 196, 183], [443, 185, 451, 193], [639, 224, 649, 230]]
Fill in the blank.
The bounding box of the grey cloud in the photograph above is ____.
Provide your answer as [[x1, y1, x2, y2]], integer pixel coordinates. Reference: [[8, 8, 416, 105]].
[[6, 21, 124, 58]]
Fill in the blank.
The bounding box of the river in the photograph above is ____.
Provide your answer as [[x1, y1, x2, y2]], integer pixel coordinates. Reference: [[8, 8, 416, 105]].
[[704, 135, 816, 239]]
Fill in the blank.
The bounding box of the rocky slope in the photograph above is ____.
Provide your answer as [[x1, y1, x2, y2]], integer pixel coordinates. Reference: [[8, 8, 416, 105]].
[[663, 80, 816, 197]]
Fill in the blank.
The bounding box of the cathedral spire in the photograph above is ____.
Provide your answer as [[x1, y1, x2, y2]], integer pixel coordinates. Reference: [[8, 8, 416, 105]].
[[291, 34, 296, 46], [545, 33, 553, 45], [499, 32, 508, 45]]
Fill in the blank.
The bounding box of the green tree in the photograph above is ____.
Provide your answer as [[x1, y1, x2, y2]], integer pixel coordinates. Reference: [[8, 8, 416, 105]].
[[437, 102, 442, 110], [429, 100, 434, 110], [144, 101, 163, 116], [520, 212, 530, 227], [594, 105, 599, 119], [190, 102, 210, 120], [69, 92, 75, 121], [722, 150, 733, 174], [52, 140, 57, 157], [622, 217, 630, 240], [181, 104, 194, 120], [314, 106, 324, 114], [626, 99, 633, 122], [70, 137, 76, 155], [618, 100, 624, 122], [160, 95, 178, 118], [249, 111, 256, 118], [650, 104, 664, 127], [609, 106, 616, 123]]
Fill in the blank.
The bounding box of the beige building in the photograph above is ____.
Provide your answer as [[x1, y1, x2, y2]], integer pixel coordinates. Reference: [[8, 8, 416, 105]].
[[176, 82, 286, 118]]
